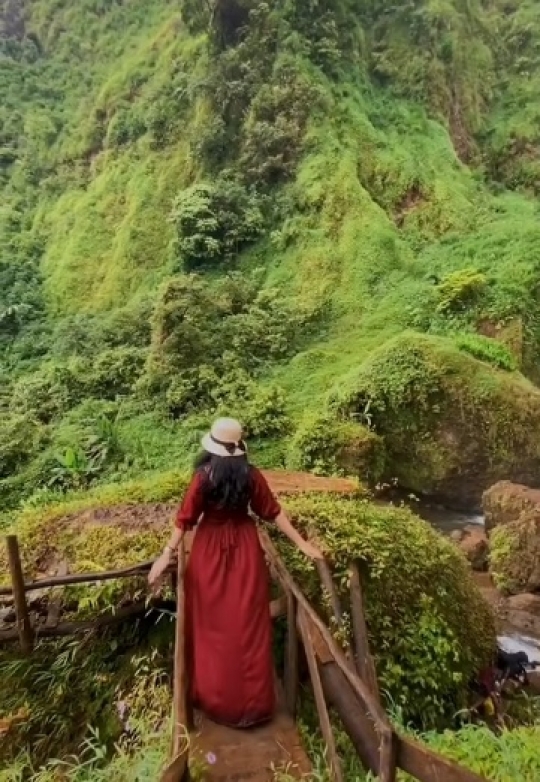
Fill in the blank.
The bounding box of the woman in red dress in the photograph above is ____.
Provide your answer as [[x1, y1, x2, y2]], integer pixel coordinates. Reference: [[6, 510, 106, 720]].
[[148, 417, 323, 728]]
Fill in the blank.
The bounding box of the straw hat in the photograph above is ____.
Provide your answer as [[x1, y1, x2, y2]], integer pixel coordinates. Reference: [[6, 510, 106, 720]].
[[201, 417, 247, 458]]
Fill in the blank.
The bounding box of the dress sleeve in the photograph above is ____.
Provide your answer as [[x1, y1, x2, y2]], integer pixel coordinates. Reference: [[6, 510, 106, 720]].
[[249, 468, 281, 521], [175, 472, 206, 531]]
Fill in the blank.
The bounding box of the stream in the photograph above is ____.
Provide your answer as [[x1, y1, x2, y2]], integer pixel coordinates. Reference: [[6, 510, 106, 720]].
[[412, 499, 540, 662]]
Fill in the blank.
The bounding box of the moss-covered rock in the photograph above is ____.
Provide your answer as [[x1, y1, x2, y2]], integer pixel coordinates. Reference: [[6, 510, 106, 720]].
[[483, 480, 540, 533], [286, 413, 385, 483], [274, 494, 496, 726], [331, 333, 540, 509], [490, 511, 540, 595]]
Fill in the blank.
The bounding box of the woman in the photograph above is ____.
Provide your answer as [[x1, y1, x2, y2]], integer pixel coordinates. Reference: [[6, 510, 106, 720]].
[[148, 417, 323, 728]]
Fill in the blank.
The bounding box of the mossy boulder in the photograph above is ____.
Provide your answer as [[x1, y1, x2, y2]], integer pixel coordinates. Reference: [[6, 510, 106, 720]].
[[286, 413, 385, 483], [331, 333, 540, 509], [490, 511, 540, 595], [274, 494, 496, 726], [483, 480, 540, 533]]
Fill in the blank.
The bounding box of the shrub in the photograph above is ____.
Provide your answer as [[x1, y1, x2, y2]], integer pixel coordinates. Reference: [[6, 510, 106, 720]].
[[435, 268, 487, 314], [454, 332, 518, 371], [170, 179, 263, 271], [287, 413, 384, 482], [274, 494, 496, 726], [10, 364, 84, 424], [82, 347, 147, 399], [0, 415, 46, 479]]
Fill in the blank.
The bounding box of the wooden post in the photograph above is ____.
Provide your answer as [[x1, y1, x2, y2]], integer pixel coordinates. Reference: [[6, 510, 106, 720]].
[[6, 536, 33, 655], [284, 590, 299, 717], [349, 560, 380, 704], [316, 559, 343, 626], [161, 536, 191, 782], [379, 726, 397, 782], [298, 606, 344, 782]]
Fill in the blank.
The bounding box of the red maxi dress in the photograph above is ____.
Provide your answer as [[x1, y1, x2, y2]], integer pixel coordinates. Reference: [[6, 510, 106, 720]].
[[175, 466, 281, 727]]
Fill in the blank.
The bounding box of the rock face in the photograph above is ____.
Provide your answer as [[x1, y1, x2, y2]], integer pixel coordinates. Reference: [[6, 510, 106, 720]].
[[490, 510, 540, 595], [483, 481, 540, 533], [331, 333, 540, 509], [459, 527, 489, 572]]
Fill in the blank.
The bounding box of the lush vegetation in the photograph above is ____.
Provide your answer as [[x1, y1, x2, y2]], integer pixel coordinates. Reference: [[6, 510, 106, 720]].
[[2, 0, 540, 510], [3, 0, 540, 778]]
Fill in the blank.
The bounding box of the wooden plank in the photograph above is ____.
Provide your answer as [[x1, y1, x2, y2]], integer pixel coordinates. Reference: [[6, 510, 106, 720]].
[[284, 590, 299, 717], [0, 558, 162, 597], [298, 606, 343, 782], [6, 536, 33, 654], [397, 736, 488, 782], [349, 561, 381, 703]]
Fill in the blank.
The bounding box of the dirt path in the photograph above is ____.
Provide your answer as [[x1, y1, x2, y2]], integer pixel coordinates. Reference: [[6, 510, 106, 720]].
[[53, 470, 358, 538]]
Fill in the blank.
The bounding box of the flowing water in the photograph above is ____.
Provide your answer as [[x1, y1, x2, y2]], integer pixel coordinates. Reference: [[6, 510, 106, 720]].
[[406, 498, 540, 662]]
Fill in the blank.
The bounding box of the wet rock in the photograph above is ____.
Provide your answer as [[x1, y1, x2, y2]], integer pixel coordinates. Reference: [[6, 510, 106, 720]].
[[0, 607, 15, 624], [460, 528, 489, 572], [483, 481, 540, 533], [490, 510, 540, 595], [506, 593, 540, 617], [449, 530, 464, 543]]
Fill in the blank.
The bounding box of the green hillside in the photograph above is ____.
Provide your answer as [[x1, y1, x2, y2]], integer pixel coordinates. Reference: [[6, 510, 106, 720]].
[[3, 0, 540, 511]]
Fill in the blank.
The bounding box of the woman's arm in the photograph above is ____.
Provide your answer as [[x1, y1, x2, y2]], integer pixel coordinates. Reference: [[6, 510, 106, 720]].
[[274, 509, 324, 560]]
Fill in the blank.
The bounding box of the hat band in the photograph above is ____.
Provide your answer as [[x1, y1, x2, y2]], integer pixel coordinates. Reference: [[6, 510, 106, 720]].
[[210, 434, 246, 456]]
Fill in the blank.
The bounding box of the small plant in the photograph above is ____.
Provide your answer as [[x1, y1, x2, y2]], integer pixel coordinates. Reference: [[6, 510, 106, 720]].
[[454, 333, 517, 371], [435, 268, 487, 314]]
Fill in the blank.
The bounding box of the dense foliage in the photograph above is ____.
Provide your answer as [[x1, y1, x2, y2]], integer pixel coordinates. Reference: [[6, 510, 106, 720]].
[[2, 0, 540, 508]]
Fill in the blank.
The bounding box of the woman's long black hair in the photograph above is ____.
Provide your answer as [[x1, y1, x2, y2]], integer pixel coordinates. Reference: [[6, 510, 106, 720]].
[[194, 449, 252, 510]]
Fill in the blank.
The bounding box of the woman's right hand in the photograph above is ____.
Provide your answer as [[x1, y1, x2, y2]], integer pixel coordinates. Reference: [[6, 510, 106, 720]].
[[148, 549, 173, 593]]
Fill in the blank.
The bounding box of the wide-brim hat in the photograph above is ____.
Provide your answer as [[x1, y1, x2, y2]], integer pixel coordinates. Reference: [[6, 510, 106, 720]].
[[201, 417, 247, 458]]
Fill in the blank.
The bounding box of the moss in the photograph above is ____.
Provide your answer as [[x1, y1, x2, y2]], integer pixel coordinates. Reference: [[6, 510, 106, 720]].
[[286, 413, 385, 483], [274, 494, 495, 726], [490, 511, 540, 595], [331, 332, 540, 508]]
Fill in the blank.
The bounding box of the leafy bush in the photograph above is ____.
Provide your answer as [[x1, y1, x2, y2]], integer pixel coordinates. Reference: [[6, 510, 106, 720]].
[[10, 364, 84, 424], [170, 179, 263, 271], [82, 347, 147, 400], [0, 415, 46, 479], [275, 494, 496, 726], [287, 413, 384, 482], [454, 333, 518, 372], [435, 268, 487, 314]]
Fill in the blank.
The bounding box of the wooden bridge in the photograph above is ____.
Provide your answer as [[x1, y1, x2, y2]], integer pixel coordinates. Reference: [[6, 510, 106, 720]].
[[1, 473, 491, 782], [159, 529, 488, 782]]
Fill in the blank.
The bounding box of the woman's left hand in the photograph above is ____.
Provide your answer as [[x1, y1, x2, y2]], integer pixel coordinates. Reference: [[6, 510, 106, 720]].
[[299, 539, 324, 560]]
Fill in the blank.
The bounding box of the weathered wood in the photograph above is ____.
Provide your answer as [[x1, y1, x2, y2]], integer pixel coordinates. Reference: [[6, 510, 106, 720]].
[[316, 559, 344, 626], [379, 726, 397, 782], [349, 560, 381, 703], [6, 536, 33, 654], [284, 590, 299, 717], [0, 559, 163, 597], [397, 737, 488, 782], [319, 660, 487, 782], [258, 530, 388, 729], [172, 535, 191, 749], [298, 606, 343, 782]]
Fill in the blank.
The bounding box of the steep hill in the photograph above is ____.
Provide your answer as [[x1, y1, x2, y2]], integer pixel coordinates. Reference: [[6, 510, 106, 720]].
[[2, 0, 540, 510]]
